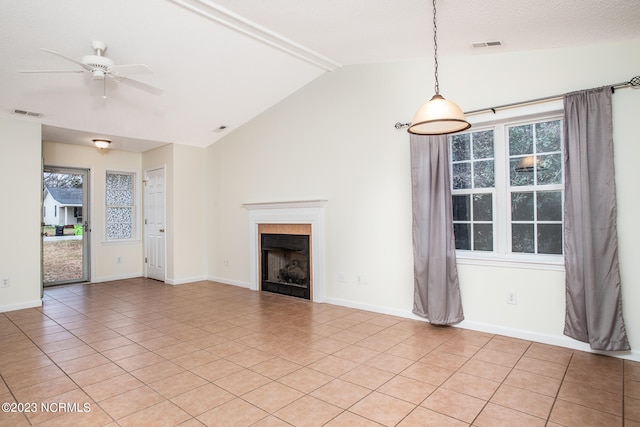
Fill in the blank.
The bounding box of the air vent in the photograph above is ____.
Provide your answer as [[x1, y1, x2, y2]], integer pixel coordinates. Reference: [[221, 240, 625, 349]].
[[12, 109, 42, 118], [472, 41, 503, 48]]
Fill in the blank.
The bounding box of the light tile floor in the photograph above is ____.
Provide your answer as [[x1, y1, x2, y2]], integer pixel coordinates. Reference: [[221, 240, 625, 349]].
[[0, 278, 638, 426]]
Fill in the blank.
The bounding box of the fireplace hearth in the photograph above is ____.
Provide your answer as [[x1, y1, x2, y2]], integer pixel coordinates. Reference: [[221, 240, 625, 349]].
[[261, 233, 310, 299]]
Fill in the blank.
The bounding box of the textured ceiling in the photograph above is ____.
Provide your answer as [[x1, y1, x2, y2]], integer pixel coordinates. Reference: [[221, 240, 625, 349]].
[[1, 0, 639, 151]]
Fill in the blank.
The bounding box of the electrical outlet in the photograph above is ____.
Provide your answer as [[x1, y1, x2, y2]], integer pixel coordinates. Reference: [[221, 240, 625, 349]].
[[1, 278, 9, 288], [223, 259, 230, 267], [507, 290, 517, 305], [357, 275, 369, 286], [116, 256, 122, 264], [337, 272, 346, 283]]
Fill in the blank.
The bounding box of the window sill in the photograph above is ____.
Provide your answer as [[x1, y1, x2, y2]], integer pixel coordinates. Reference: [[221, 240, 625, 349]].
[[101, 239, 141, 246], [455, 252, 565, 271]]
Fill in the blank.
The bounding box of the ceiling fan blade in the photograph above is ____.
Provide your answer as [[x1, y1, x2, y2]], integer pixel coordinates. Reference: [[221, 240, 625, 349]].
[[109, 75, 163, 95], [40, 48, 91, 71], [19, 69, 84, 74], [109, 64, 153, 75]]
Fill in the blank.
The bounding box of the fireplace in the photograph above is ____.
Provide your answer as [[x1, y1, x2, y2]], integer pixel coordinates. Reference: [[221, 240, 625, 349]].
[[243, 200, 327, 302], [261, 233, 310, 299]]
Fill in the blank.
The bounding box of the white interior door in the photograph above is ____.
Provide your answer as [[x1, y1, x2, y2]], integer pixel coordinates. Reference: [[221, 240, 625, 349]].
[[144, 167, 165, 281]]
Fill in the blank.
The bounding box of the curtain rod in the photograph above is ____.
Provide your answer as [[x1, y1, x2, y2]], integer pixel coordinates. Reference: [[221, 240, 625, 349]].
[[394, 74, 640, 129]]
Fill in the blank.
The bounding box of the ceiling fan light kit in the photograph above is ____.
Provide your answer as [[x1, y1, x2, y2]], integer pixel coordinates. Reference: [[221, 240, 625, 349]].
[[408, 0, 470, 136], [82, 55, 113, 80]]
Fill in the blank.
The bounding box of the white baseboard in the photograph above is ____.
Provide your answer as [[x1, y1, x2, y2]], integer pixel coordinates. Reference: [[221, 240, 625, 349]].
[[165, 276, 208, 286], [324, 296, 639, 362], [324, 296, 415, 319], [207, 276, 251, 289], [458, 320, 639, 361], [0, 299, 42, 313], [91, 273, 143, 283]]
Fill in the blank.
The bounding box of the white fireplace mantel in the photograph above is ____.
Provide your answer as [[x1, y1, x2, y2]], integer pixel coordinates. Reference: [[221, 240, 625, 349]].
[[243, 200, 327, 302]]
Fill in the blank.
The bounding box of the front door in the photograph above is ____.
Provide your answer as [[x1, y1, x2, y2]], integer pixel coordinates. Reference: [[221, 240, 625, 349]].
[[42, 167, 90, 286], [144, 167, 165, 281]]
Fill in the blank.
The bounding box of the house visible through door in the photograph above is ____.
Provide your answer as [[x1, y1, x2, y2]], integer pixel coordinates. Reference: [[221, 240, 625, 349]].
[[144, 167, 165, 281], [42, 167, 90, 286]]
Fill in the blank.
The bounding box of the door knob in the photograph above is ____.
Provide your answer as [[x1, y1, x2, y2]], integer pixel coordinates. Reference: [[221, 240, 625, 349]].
[[159, 228, 165, 233]]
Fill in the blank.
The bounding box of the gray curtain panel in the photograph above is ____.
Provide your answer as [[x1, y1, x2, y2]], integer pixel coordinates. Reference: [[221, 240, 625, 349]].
[[410, 134, 464, 325], [563, 87, 630, 351]]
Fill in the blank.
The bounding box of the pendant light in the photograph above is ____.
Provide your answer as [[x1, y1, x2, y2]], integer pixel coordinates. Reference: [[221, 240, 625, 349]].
[[408, 0, 470, 135]]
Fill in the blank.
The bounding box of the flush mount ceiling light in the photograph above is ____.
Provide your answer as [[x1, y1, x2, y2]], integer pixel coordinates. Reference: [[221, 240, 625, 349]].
[[93, 138, 111, 149], [408, 0, 471, 135]]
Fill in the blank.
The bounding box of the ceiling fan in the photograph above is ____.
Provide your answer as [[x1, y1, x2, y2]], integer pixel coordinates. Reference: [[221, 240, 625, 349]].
[[20, 40, 163, 97]]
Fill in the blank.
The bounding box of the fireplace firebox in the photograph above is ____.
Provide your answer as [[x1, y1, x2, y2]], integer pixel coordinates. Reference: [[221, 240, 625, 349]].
[[261, 233, 310, 300]]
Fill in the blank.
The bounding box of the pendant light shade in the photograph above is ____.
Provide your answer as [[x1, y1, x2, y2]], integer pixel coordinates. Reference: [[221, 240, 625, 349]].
[[408, 94, 471, 135], [409, 0, 470, 136]]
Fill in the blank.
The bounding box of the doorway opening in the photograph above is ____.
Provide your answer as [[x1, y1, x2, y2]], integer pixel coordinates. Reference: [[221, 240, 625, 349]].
[[42, 167, 90, 286]]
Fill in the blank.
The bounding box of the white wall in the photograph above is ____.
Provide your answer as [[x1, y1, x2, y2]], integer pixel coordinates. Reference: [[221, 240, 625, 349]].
[[42, 141, 144, 282], [207, 39, 640, 359], [142, 143, 208, 284], [0, 118, 42, 312], [171, 144, 207, 283]]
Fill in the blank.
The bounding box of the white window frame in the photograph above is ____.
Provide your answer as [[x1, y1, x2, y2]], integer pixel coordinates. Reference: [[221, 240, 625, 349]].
[[105, 170, 138, 243], [452, 100, 565, 270], [450, 129, 496, 252]]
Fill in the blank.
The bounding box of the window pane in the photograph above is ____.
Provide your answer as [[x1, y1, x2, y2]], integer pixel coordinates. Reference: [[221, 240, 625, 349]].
[[106, 207, 133, 240], [453, 195, 470, 221], [106, 173, 118, 188], [511, 192, 534, 221], [536, 120, 561, 153], [538, 224, 563, 254], [510, 158, 535, 186], [106, 189, 133, 206], [537, 191, 562, 221], [107, 222, 133, 240], [512, 224, 534, 253], [509, 124, 533, 156], [107, 207, 132, 224], [473, 130, 494, 159], [474, 224, 493, 251], [473, 194, 492, 221], [537, 153, 562, 185], [106, 173, 133, 190], [454, 224, 471, 250], [474, 160, 495, 188], [451, 134, 470, 161], [452, 163, 471, 189], [106, 172, 135, 240]]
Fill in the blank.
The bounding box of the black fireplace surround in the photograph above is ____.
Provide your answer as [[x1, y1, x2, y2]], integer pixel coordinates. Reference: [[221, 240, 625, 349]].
[[261, 233, 310, 300]]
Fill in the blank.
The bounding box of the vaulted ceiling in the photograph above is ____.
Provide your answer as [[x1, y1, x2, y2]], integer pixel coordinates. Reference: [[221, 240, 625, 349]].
[[2, 0, 639, 152]]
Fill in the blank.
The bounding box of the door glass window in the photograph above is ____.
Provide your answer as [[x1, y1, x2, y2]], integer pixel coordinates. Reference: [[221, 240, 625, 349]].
[[42, 168, 89, 285]]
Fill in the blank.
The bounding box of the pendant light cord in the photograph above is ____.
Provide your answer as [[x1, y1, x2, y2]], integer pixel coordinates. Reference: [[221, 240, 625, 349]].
[[432, 0, 440, 95]]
